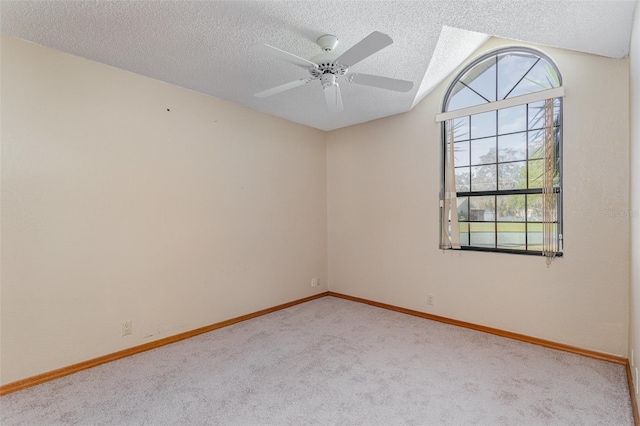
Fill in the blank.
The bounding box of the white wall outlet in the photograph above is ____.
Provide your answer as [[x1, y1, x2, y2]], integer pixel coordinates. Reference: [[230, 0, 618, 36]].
[[311, 277, 319, 287], [427, 294, 434, 305], [122, 321, 132, 337]]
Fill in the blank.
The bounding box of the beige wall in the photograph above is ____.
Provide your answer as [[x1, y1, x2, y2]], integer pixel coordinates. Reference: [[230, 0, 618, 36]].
[[629, 0, 640, 410], [327, 37, 630, 356], [1, 31, 634, 386], [0, 36, 327, 385]]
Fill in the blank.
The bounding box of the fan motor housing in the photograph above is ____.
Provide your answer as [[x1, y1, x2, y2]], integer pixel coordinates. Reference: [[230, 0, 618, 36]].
[[310, 36, 348, 78], [309, 52, 348, 78]]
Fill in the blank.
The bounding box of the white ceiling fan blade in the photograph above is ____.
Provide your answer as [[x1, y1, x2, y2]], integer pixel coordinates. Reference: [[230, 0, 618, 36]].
[[348, 73, 414, 92], [323, 83, 344, 113], [254, 79, 311, 98], [252, 44, 317, 69], [335, 31, 393, 67]]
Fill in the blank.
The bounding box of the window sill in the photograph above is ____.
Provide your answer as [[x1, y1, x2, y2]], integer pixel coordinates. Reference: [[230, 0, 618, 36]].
[[453, 246, 564, 257]]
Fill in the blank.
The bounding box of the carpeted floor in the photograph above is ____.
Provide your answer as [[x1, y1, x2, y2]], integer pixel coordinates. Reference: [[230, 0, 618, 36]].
[[0, 296, 633, 425]]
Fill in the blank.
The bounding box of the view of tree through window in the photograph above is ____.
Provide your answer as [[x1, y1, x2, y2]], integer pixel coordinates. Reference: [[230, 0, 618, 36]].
[[442, 48, 563, 254]]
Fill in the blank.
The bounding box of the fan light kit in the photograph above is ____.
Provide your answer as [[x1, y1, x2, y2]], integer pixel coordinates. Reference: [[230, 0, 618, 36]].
[[252, 31, 414, 113]]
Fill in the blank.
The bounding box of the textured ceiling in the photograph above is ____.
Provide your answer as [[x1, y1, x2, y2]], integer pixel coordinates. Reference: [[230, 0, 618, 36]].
[[1, 1, 636, 131]]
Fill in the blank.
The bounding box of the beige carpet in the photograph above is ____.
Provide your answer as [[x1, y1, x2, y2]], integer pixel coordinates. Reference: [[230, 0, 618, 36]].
[[0, 296, 633, 425]]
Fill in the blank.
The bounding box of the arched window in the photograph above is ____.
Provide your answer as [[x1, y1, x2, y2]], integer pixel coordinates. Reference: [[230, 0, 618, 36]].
[[437, 47, 563, 259]]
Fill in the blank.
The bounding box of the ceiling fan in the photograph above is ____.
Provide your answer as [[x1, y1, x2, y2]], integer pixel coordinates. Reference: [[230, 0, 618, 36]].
[[252, 31, 414, 113]]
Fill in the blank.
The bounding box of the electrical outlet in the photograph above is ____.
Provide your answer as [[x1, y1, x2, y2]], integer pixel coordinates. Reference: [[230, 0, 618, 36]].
[[427, 294, 434, 305], [311, 277, 319, 287], [122, 321, 132, 337]]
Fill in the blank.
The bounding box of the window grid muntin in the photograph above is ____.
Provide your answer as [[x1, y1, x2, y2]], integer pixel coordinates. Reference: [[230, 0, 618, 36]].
[[453, 100, 559, 195], [452, 99, 561, 252]]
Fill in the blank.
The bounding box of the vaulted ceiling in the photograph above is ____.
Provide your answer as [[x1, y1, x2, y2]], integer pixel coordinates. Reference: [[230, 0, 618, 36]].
[[1, 1, 636, 131]]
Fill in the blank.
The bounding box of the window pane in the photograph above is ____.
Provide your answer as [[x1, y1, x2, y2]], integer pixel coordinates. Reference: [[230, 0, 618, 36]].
[[527, 223, 557, 251], [553, 98, 561, 120], [529, 60, 560, 88], [469, 196, 495, 221], [528, 130, 544, 159], [527, 223, 543, 250], [497, 195, 525, 221], [470, 222, 495, 248], [526, 194, 558, 222], [454, 141, 470, 167], [470, 111, 496, 139], [498, 105, 527, 134], [453, 117, 469, 141], [528, 101, 545, 130], [528, 99, 561, 131], [498, 161, 526, 190], [527, 194, 543, 222], [459, 222, 469, 246], [497, 223, 526, 250], [470, 137, 496, 165], [455, 167, 470, 192], [498, 132, 527, 162], [471, 165, 497, 191], [544, 195, 558, 221], [497, 52, 538, 100], [508, 60, 559, 98], [528, 160, 544, 188], [527, 131, 560, 184], [448, 82, 487, 111], [457, 197, 469, 221], [463, 56, 497, 102]]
